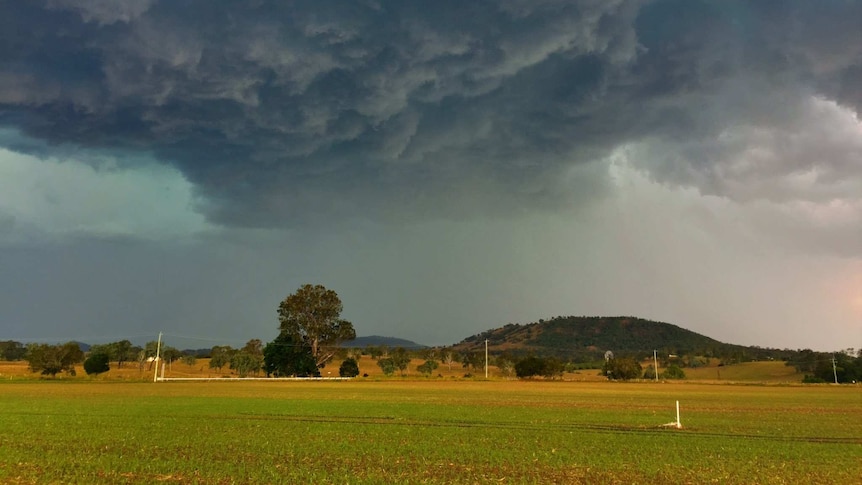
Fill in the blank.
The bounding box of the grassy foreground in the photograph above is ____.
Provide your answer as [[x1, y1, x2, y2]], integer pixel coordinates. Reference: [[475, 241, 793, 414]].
[[0, 380, 859, 484]]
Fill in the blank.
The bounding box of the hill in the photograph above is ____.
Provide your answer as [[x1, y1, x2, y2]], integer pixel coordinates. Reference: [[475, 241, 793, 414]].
[[452, 316, 785, 363], [344, 335, 427, 349]]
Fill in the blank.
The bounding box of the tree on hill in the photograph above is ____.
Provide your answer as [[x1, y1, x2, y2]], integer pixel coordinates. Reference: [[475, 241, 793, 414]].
[[277, 284, 356, 367]]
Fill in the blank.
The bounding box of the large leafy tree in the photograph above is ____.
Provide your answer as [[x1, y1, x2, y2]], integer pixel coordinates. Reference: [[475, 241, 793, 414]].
[[113, 339, 133, 368], [263, 333, 319, 377], [277, 284, 356, 367], [25, 342, 84, 377]]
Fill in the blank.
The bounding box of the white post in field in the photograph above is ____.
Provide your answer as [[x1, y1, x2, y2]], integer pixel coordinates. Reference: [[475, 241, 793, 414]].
[[676, 400, 681, 428], [653, 350, 659, 382]]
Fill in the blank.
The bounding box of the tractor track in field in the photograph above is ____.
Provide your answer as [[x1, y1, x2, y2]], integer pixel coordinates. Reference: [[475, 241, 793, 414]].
[[234, 412, 862, 445]]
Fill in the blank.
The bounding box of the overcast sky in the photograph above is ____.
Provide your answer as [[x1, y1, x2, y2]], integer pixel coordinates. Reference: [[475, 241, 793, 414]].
[[1, 0, 859, 351]]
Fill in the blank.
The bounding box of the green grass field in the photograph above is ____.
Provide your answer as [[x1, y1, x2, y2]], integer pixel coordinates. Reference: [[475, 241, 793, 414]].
[[0, 380, 859, 484]]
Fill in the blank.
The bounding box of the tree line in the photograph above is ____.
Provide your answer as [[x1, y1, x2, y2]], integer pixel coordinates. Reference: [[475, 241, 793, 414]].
[[5, 285, 860, 383]]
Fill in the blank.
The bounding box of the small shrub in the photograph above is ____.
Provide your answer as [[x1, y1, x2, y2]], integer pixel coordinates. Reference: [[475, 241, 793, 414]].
[[83, 353, 110, 376], [417, 359, 439, 376], [339, 358, 360, 377]]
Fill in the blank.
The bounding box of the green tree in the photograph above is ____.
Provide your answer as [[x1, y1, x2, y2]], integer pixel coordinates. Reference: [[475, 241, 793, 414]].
[[515, 356, 546, 378], [496, 357, 515, 378], [263, 334, 319, 377], [161, 346, 182, 369], [242, 339, 264, 357], [365, 345, 383, 359], [0, 340, 26, 361], [390, 347, 411, 376], [277, 284, 356, 367], [417, 359, 439, 376], [209, 346, 234, 371], [602, 357, 642, 381], [181, 354, 197, 366], [347, 347, 363, 361], [662, 364, 686, 380], [339, 358, 360, 377], [441, 350, 456, 371], [113, 339, 134, 368], [377, 357, 396, 376], [25, 342, 84, 377], [542, 357, 564, 379], [230, 352, 262, 377], [228, 339, 264, 377], [84, 352, 110, 376], [461, 351, 484, 373]]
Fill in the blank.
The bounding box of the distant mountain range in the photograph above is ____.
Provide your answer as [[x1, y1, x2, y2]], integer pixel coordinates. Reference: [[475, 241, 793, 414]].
[[345, 335, 427, 349]]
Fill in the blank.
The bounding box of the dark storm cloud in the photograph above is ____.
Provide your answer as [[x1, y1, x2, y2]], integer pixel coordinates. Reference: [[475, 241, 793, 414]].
[[0, 0, 859, 226]]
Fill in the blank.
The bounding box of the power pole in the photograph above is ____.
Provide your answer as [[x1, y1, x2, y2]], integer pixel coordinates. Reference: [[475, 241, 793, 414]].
[[832, 355, 838, 384], [153, 332, 162, 383], [653, 350, 659, 382], [484, 339, 489, 378]]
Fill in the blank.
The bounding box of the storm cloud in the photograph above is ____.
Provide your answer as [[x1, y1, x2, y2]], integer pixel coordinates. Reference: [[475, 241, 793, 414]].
[[1, 1, 857, 224], [0, 1, 859, 349]]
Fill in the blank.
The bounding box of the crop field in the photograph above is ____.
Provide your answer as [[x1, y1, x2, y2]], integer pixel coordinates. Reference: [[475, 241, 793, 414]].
[[0, 380, 859, 484]]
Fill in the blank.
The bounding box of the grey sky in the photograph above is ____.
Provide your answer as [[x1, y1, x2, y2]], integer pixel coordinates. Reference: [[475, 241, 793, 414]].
[[0, 0, 859, 351]]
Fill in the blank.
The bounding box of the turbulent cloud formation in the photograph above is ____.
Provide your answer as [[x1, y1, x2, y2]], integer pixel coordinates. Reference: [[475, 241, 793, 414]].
[[2, 0, 857, 226], [0, 1, 859, 349]]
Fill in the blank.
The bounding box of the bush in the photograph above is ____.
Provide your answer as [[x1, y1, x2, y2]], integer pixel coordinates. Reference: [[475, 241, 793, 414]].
[[662, 364, 686, 380], [84, 353, 110, 376], [642, 365, 657, 380], [417, 359, 439, 376], [339, 358, 360, 377], [602, 357, 642, 381], [377, 358, 396, 376], [515, 356, 546, 378]]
